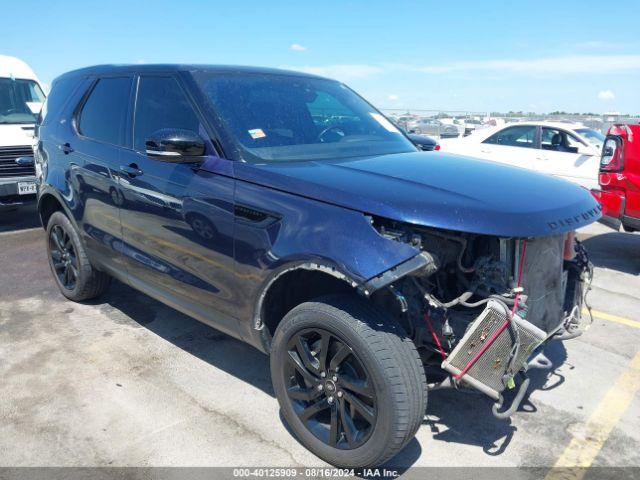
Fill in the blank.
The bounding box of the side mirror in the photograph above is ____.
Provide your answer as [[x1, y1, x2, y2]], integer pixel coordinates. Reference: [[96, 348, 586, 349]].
[[145, 128, 206, 161]]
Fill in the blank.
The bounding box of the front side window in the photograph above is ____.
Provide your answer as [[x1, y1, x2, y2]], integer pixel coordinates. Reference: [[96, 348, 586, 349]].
[[133, 76, 203, 152], [78, 77, 131, 146], [193, 72, 416, 163], [483, 125, 536, 148], [541, 128, 582, 153], [0, 78, 45, 124]]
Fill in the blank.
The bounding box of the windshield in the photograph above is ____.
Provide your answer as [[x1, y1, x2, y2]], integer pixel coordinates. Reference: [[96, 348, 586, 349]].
[[0, 78, 45, 124], [575, 128, 606, 149], [193, 72, 416, 162]]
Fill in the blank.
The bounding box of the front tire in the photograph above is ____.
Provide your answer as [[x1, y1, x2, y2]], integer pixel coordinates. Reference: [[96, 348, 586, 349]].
[[47, 211, 111, 301], [270, 294, 427, 468]]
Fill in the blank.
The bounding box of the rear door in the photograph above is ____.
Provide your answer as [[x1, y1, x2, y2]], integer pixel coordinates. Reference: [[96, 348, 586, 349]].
[[118, 74, 239, 336], [477, 124, 540, 170], [538, 127, 599, 189], [70, 75, 133, 276]]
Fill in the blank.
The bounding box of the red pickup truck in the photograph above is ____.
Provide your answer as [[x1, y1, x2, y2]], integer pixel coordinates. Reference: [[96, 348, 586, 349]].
[[593, 124, 640, 232]]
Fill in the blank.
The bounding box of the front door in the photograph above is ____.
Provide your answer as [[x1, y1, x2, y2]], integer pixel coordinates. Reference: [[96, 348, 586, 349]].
[[538, 127, 599, 189], [118, 74, 238, 336]]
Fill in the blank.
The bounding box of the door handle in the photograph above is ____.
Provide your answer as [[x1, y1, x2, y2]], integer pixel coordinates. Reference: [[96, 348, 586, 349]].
[[119, 164, 143, 177], [59, 143, 74, 154]]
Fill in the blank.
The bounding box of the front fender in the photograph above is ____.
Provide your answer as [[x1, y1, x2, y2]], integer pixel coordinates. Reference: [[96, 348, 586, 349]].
[[232, 180, 421, 332]]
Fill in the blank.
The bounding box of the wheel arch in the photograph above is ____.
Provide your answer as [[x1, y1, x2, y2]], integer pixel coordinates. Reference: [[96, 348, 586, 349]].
[[253, 251, 432, 351], [38, 191, 68, 229], [254, 261, 362, 343]]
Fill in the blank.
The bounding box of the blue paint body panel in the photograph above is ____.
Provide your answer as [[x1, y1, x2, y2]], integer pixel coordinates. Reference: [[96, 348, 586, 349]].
[[36, 64, 601, 353], [235, 152, 601, 238]]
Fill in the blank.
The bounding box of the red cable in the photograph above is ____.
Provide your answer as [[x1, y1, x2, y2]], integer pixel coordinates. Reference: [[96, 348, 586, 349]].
[[423, 312, 447, 360], [454, 240, 528, 380]]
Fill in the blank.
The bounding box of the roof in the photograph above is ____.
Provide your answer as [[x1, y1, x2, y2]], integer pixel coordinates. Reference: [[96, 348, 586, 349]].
[[56, 64, 327, 82], [0, 55, 39, 81]]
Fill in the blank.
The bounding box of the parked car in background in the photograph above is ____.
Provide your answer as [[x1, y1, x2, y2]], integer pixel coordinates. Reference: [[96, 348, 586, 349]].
[[407, 118, 460, 138], [406, 133, 440, 151], [391, 114, 419, 132], [0, 55, 45, 211], [36, 64, 599, 468], [593, 124, 639, 232], [440, 121, 605, 189]]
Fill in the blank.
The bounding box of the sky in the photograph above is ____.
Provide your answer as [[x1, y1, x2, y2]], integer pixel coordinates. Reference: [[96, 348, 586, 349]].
[[3, 0, 640, 114]]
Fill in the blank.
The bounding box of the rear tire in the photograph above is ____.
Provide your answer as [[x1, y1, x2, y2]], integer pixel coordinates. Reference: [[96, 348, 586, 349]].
[[46, 211, 111, 301], [270, 294, 427, 468]]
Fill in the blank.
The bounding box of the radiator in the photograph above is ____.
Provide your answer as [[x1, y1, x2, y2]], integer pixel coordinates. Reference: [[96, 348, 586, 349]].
[[441, 300, 546, 400]]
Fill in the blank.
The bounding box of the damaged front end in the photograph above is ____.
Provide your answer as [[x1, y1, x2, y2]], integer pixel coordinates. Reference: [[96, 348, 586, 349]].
[[365, 216, 594, 418]]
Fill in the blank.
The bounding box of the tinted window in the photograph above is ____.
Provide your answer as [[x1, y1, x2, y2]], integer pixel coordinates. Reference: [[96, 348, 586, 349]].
[[78, 77, 131, 146], [134, 76, 202, 152], [483, 125, 536, 148], [193, 73, 415, 163]]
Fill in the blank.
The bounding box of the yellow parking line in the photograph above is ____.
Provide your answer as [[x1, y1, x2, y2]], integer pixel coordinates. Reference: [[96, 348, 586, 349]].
[[546, 351, 640, 480], [585, 308, 640, 329]]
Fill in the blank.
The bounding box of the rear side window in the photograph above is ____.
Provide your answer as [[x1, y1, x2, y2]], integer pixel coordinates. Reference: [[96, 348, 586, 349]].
[[78, 77, 131, 146], [133, 76, 202, 152], [483, 125, 536, 148]]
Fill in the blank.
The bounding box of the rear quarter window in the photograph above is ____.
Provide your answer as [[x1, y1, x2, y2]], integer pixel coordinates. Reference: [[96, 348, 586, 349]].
[[77, 77, 132, 146]]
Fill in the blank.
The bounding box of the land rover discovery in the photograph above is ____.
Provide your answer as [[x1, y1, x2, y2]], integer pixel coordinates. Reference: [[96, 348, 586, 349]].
[[35, 65, 600, 467]]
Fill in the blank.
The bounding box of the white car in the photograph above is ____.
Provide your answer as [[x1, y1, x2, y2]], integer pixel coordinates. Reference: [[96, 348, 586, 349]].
[[439, 121, 605, 189]]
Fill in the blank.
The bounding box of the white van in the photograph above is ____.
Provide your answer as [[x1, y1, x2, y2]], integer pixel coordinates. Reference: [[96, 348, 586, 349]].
[[0, 55, 46, 210]]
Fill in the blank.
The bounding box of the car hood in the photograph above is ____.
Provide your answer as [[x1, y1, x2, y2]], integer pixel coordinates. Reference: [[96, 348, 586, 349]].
[[234, 151, 601, 237]]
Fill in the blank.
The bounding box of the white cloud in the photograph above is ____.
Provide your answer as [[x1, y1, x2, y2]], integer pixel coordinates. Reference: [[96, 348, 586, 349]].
[[574, 41, 609, 49], [598, 90, 615, 101], [290, 43, 307, 52], [136, 59, 147, 64], [401, 55, 640, 75], [283, 55, 640, 82], [283, 64, 385, 80], [282, 55, 640, 86], [387, 94, 399, 101]]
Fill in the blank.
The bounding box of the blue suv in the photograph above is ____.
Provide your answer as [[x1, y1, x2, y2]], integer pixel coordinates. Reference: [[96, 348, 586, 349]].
[[35, 65, 600, 467]]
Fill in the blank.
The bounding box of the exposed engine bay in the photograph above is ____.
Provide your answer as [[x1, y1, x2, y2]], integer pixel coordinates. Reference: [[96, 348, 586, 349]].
[[368, 216, 593, 417]]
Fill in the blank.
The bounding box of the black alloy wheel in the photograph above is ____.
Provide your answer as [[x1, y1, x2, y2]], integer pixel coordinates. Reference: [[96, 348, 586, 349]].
[[46, 211, 111, 301], [271, 295, 427, 468], [49, 224, 79, 290], [284, 328, 376, 449]]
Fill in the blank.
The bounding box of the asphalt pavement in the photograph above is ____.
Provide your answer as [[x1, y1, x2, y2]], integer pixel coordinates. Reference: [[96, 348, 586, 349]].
[[1, 204, 639, 475]]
